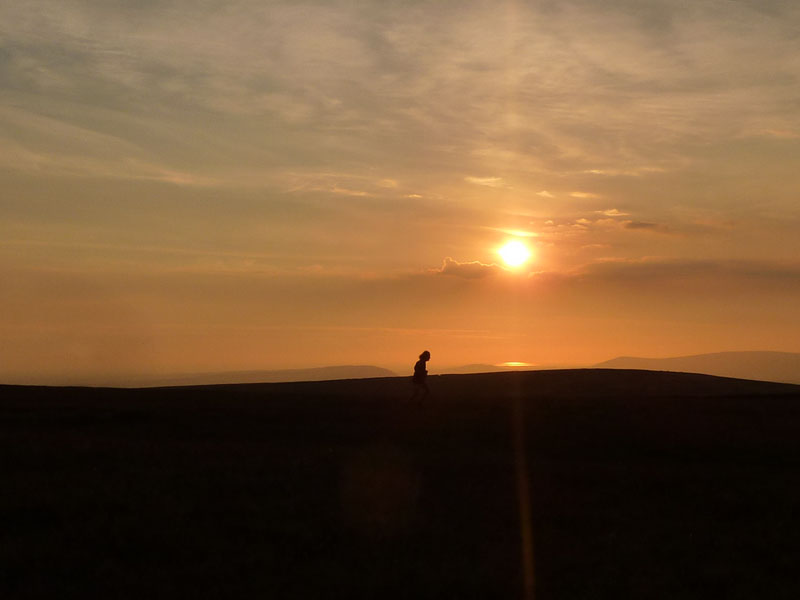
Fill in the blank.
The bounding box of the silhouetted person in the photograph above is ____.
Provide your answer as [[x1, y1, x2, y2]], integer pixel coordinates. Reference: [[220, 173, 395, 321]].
[[411, 350, 431, 402]]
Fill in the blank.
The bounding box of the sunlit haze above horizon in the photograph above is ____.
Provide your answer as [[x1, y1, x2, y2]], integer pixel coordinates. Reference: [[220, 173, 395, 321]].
[[2, 0, 799, 384]]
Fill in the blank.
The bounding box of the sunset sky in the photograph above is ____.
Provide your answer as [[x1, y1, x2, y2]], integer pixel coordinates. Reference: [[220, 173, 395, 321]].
[[2, 0, 799, 384]]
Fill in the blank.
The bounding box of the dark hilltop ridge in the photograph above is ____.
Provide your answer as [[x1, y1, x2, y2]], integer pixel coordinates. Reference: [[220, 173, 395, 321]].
[[437, 363, 578, 376], [596, 350, 800, 385], [11, 365, 398, 388], [138, 364, 397, 388], [4, 369, 800, 599]]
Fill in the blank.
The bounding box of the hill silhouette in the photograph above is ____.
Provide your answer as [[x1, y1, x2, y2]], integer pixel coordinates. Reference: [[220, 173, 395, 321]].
[[437, 363, 516, 375], [596, 351, 800, 384], [26, 365, 399, 388], [438, 363, 578, 375], [141, 365, 397, 387], [3, 369, 800, 598]]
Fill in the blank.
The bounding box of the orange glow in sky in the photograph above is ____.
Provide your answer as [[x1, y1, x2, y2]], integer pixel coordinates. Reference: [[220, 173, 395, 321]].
[[1, 1, 799, 385]]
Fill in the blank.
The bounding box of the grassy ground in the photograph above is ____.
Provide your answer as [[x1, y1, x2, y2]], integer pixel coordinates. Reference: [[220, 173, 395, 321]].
[[2, 370, 800, 599]]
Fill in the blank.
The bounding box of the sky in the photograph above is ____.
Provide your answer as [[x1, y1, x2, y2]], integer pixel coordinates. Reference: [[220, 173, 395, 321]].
[[2, 0, 799, 384]]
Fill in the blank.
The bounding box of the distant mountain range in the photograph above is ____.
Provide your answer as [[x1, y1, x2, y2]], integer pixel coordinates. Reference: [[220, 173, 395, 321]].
[[595, 351, 800, 385], [9, 352, 798, 388]]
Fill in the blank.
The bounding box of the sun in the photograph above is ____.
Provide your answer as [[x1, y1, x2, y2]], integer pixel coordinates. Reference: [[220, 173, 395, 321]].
[[498, 239, 532, 268]]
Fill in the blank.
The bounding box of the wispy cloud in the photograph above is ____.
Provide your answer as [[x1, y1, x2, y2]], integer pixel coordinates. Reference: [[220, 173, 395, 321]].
[[2, 0, 799, 199], [584, 167, 666, 177], [596, 208, 629, 217], [758, 129, 800, 140], [432, 257, 504, 279], [465, 176, 507, 188], [577, 258, 800, 289], [485, 227, 539, 238], [623, 221, 670, 233]]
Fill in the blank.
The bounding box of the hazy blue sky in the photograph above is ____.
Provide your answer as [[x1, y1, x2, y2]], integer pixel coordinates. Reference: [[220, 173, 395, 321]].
[[2, 0, 799, 383]]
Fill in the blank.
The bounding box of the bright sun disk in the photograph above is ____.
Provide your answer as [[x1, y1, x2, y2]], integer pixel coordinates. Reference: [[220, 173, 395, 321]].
[[498, 239, 532, 267]]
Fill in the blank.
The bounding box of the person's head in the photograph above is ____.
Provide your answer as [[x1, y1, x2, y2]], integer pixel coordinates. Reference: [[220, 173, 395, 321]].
[[419, 350, 431, 361]]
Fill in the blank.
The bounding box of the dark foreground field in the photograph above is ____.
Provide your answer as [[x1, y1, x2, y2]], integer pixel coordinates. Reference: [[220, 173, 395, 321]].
[[3, 369, 800, 599]]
